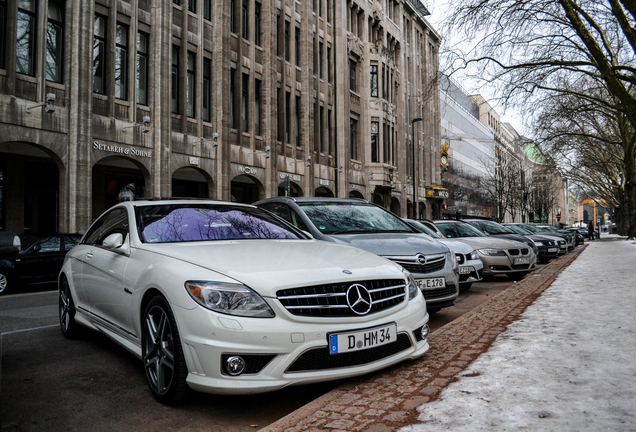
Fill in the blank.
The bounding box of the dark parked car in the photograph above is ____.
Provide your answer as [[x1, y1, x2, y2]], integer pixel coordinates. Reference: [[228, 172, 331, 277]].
[[502, 224, 561, 263], [566, 227, 587, 244], [461, 219, 539, 256], [0, 234, 81, 294]]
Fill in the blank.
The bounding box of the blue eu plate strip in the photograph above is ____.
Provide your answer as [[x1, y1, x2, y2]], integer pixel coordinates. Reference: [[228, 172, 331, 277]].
[[329, 335, 338, 354]]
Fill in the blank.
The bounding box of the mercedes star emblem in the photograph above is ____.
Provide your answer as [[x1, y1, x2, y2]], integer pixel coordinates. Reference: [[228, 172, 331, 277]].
[[346, 284, 373, 315]]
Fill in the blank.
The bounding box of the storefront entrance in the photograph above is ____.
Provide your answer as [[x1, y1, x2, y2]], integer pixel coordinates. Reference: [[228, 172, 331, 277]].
[[92, 157, 147, 219]]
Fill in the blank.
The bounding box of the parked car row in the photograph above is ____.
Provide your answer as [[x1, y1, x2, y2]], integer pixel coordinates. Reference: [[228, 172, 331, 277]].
[[0, 198, 584, 407]]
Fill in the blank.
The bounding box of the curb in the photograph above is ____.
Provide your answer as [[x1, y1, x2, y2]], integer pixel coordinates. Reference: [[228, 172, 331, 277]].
[[261, 245, 587, 432]]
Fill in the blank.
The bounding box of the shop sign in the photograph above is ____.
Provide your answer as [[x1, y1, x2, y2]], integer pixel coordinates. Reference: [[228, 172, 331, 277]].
[[238, 165, 258, 175], [351, 184, 364, 191], [189, 157, 200, 166], [319, 179, 330, 186], [425, 186, 449, 199], [279, 172, 301, 182], [93, 141, 152, 158]]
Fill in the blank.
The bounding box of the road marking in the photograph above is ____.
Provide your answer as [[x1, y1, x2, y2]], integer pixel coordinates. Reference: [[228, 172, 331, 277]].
[[2, 324, 58, 335]]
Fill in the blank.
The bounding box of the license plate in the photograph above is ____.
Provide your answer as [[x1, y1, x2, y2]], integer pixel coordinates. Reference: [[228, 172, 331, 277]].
[[514, 257, 530, 265], [329, 323, 397, 355], [548, 248, 558, 252], [459, 266, 474, 274], [416, 277, 446, 289]]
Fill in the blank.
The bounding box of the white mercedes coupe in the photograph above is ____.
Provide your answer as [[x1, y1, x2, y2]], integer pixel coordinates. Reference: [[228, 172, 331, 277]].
[[59, 200, 430, 404]]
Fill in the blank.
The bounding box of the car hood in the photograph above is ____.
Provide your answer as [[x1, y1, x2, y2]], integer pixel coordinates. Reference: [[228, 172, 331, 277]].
[[439, 236, 529, 250], [437, 239, 474, 254], [138, 240, 403, 297], [322, 232, 450, 256]]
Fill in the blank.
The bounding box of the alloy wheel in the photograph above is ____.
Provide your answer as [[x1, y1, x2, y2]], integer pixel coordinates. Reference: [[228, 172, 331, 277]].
[[143, 305, 176, 396], [0, 273, 7, 293]]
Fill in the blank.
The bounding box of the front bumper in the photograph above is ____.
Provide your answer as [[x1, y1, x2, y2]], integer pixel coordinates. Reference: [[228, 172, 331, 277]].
[[174, 295, 429, 395], [479, 253, 537, 276], [458, 259, 484, 285]]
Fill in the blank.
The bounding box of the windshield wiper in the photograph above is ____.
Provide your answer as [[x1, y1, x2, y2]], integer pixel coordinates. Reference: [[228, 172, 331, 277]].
[[331, 229, 411, 235]]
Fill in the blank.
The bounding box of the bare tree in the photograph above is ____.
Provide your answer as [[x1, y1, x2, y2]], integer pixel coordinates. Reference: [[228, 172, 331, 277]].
[[444, 0, 636, 237]]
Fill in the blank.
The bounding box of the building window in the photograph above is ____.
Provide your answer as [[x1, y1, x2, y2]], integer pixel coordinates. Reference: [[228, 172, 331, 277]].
[[320, 106, 325, 153], [46, 0, 63, 83], [295, 26, 300, 66], [230, 68, 236, 128], [188, 0, 195, 13], [318, 0, 322, 17], [186, 52, 195, 117], [327, 46, 331, 83], [349, 59, 357, 92], [173, 0, 180, 6], [203, 58, 211, 122], [115, 23, 128, 100], [93, 15, 107, 94], [254, 78, 261, 135], [204, 0, 211, 20], [171, 46, 179, 113], [16, 0, 36, 76], [0, 0, 5, 69], [241, 0, 248, 39], [277, 87, 283, 141], [370, 65, 378, 97], [136, 32, 149, 105], [242, 72, 249, 132], [284, 21, 290, 61], [326, 0, 330, 23], [254, 2, 261, 46], [371, 120, 379, 162], [350, 118, 358, 160], [319, 42, 323, 79], [295, 95, 301, 146], [230, 0, 236, 33], [328, 108, 332, 156], [285, 91, 291, 143]]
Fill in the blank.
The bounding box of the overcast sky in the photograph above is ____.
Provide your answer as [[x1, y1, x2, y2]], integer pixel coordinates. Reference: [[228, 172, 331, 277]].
[[424, 0, 530, 136]]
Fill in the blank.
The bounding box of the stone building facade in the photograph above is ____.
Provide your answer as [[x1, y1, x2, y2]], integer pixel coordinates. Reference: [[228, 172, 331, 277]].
[[0, 0, 442, 235]]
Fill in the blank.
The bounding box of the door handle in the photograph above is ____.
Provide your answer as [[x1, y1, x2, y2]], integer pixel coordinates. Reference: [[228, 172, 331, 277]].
[[86, 251, 93, 259]]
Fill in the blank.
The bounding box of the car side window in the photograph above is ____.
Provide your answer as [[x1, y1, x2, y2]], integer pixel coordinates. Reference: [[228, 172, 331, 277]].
[[262, 203, 292, 223], [83, 209, 130, 246], [33, 237, 61, 253], [63, 236, 80, 251], [289, 209, 310, 232]]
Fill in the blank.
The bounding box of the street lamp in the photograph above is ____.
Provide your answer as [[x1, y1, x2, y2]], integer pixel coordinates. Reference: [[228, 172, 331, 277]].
[[411, 118, 423, 219]]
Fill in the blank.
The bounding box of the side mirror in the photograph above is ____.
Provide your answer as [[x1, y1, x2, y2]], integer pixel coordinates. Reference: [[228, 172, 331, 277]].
[[102, 233, 129, 256], [32, 244, 42, 253]]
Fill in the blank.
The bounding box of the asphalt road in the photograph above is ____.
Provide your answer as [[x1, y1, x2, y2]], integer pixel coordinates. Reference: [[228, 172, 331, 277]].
[[0, 275, 520, 432]]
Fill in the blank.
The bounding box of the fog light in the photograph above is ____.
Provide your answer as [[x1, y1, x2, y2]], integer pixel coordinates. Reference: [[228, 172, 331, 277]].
[[421, 324, 430, 340], [226, 356, 246, 376]]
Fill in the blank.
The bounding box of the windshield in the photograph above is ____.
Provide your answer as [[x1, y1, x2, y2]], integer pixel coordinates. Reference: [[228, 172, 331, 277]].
[[537, 225, 558, 232], [505, 225, 532, 235], [406, 220, 441, 238], [137, 204, 301, 243], [469, 220, 514, 235], [298, 202, 416, 235], [435, 222, 487, 238]]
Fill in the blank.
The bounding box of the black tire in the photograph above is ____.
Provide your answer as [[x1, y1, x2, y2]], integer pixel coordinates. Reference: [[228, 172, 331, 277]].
[[0, 270, 10, 294], [459, 282, 472, 291], [142, 296, 190, 405], [59, 277, 82, 338]]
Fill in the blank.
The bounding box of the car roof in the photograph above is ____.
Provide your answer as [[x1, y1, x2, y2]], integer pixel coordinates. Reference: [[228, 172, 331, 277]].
[[256, 197, 369, 204], [128, 199, 257, 208]]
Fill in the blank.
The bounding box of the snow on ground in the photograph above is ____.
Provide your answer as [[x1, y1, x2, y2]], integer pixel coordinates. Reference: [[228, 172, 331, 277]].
[[401, 238, 636, 432]]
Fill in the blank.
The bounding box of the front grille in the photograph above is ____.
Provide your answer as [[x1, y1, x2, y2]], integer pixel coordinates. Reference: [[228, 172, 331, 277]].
[[512, 264, 531, 270], [422, 283, 457, 300], [286, 333, 412, 373], [387, 253, 446, 274], [507, 248, 530, 256], [277, 279, 405, 317]]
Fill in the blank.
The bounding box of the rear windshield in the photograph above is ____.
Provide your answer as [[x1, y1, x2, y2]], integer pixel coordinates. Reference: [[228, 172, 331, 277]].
[[435, 222, 486, 238], [407, 220, 441, 238], [471, 221, 514, 235], [137, 204, 302, 243], [505, 225, 532, 235]]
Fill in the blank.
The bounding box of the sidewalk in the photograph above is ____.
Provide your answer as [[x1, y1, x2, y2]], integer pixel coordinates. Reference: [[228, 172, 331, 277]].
[[262, 236, 636, 432]]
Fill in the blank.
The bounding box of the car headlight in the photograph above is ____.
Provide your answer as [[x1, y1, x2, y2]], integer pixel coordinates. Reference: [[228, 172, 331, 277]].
[[402, 268, 420, 300], [478, 248, 507, 256], [185, 281, 275, 318], [447, 251, 458, 270], [469, 250, 479, 261], [533, 241, 544, 247]]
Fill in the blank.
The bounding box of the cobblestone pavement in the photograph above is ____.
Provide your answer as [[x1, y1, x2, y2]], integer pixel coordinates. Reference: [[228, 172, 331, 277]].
[[261, 245, 587, 432]]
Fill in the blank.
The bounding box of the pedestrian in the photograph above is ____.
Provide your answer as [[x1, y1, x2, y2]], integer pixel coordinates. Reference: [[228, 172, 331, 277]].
[[588, 222, 595, 240]]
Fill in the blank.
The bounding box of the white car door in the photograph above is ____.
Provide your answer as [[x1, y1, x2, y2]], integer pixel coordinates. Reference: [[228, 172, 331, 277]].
[[80, 208, 132, 336]]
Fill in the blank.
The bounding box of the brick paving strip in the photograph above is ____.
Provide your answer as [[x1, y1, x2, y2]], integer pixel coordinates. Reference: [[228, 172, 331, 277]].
[[261, 245, 587, 432]]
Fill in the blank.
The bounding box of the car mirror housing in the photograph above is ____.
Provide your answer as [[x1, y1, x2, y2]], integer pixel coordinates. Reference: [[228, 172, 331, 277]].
[[102, 233, 130, 256]]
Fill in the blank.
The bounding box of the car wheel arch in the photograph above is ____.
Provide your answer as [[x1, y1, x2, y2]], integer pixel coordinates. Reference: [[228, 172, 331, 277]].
[[139, 287, 166, 326]]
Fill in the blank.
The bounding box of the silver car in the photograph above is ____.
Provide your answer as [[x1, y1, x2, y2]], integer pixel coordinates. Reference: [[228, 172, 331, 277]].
[[404, 219, 483, 291], [255, 198, 460, 312], [433, 220, 538, 279]]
